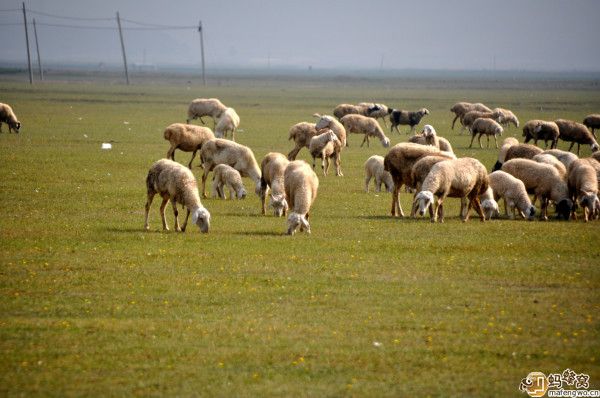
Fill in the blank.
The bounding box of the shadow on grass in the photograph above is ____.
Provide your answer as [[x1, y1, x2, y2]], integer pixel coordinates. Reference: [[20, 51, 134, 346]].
[[231, 230, 285, 237]]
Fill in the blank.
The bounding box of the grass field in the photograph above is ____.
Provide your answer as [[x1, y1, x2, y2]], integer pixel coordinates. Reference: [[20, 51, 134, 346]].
[[0, 73, 599, 396]]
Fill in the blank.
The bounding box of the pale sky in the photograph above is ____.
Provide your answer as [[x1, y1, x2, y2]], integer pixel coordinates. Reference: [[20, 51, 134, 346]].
[[1, 0, 599, 71]]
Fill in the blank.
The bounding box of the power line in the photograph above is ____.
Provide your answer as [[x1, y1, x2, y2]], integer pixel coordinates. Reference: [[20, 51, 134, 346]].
[[25, 8, 113, 21], [1, 21, 196, 31]]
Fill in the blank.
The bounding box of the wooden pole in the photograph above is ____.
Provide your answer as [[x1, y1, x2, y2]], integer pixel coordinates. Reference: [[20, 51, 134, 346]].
[[33, 18, 43, 81], [22, 2, 33, 84], [199, 21, 206, 86], [116, 11, 130, 85]]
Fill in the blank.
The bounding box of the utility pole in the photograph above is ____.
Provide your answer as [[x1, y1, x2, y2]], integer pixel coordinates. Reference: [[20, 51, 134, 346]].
[[116, 11, 130, 85], [33, 18, 43, 81], [22, 2, 33, 84], [198, 20, 206, 86]]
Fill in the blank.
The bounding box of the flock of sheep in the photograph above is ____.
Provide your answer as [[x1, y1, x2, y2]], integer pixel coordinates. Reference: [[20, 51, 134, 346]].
[[2, 97, 599, 235]]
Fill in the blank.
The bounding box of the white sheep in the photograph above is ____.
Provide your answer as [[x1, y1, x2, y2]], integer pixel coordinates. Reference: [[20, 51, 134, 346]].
[[214, 107, 240, 141], [414, 157, 489, 223], [163, 123, 215, 168], [186, 98, 227, 125], [199, 139, 262, 198], [360, 102, 389, 126], [260, 152, 290, 216], [340, 114, 390, 148], [333, 103, 368, 120], [409, 154, 456, 217], [488, 170, 536, 220], [211, 164, 247, 200], [493, 107, 519, 128], [408, 125, 455, 154], [532, 154, 567, 180], [469, 118, 504, 149], [450, 102, 492, 130], [0, 102, 21, 133], [364, 155, 394, 193], [541, 149, 579, 170], [144, 159, 210, 233], [287, 122, 318, 160], [309, 129, 342, 176], [284, 160, 319, 235], [460, 110, 502, 132], [567, 159, 599, 221], [314, 114, 347, 147], [492, 137, 520, 171]]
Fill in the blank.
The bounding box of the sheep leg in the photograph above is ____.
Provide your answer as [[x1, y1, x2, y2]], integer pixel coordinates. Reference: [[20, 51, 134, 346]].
[[171, 200, 181, 231], [188, 150, 198, 169], [181, 209, 191, 232], [232, 129, 236, 142], [433, 199, 444, 223], [451, 115, 459, 130], [568, 141, 575, 153], [493, 135, 499, 149], [472, 197, 485, 222], [477, 134, 483, 149], [323, 156, 330, 176], [159, 196, 170, 231], [199, 116, 206, 125], [468, 134, 476, 149], [391, 185, 400, 216], [201, 167, 210, 198], [577, 143, 581, 156], [540, 197, 549, 221], [409, 125, 415, 135], [334, 153, 342, 177], [166, 146, 176, 161], [144, 192, 155, 231], [261, 186, 269, 215], [287, 146, 301, 161]]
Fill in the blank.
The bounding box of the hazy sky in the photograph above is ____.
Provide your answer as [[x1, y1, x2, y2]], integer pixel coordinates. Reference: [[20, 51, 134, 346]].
[[1, 0, 599, 71]]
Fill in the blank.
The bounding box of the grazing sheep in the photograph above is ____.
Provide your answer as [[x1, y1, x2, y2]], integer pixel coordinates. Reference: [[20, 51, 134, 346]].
[[460, 110, 502, 132], [522, 120, 560, 149], [450, 102, 492, 130], [480, 187, 500, 220], [504, 143, 544, 162], [532, 154, 567, 180], [469, 118, 504, 149], [260, 152, 290, 217], [287, 122, 318, 160], [315, 114, 347, 147], [333, 103, 368, 120], [284, 160, 319, 235], [488, 170, 536, 220], [340, 114, 390, 148], [555, 119, 599, 155], [388, 108, 430, 134], [360, 102, 389, 126], [413, 157, 489, 223], [144, 159, 210, 233], [493, 107, 519, 128], [214, 107, 240, 141], [579, 157, 600, 186], [199, 139, 261, 198], [583, 114, 600, 138], [186, 98, 227, 125], [163, 123, 215, 168], [492, 137, 520, 171], [0, 102, 21, 133], [308, 130, 342, 176], [364, 155, 394, 193], [383, 143, 443, 217], [542, 149, 579, 170], [408, 125, 455, 154], [567, 159, 599, 221], [501, 159, 573, 220], [211, 164, 246, 200], [409, 154, 455, 217]]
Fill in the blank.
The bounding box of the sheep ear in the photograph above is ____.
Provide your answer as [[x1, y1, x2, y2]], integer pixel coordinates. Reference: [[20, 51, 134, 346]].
[[312, 113, 321, 118]]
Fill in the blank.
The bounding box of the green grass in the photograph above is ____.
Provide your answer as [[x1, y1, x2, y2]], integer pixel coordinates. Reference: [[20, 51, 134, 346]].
[[0, 75, 599, 397]]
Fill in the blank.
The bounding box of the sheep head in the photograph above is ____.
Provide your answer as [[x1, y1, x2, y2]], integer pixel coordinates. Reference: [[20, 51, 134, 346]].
[[192, 207, 211, 233], [315, 115, 334, 130], [555, 198, 573, 221], [381, 137, 391, 148], [237, 186, 247, 200], [579, 192, 599, 221], [270, 193, 288, 217], [287, 212, 310, 235], [525, 205, 536, 220], [481, 199, 499, 220], [422, 125, 436, 137], [415, 191, 434, 217]]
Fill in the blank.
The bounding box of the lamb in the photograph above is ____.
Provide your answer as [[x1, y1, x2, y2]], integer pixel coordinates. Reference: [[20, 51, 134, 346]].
[[0, 102, 21, 133], [409, 154, 455, 217], [480, 187, 500, 220], [532, 154, 567, 180], [214, 107, 240, 141], [493, 107, 519, 128], [450, 102, 492, 130], [583, 114, 600, 138], [413, 157, 489, 223], [388, 108, 430, 134], [555, 119, 599, 156], [488, 170, 536, 220], [315, 114, 347, 147], [287, 122, 318, 160], [522, 120, 560, 149], [567, 159, 599, 221], [284, 160, 319, 235], [460, 109, 502, 132], [541, 148, 579, 170], [144, 159, 210, 233], [259, 152, 290, 216], [340, 114, 390, 148], [468, 118, 504, 149], [333, 103, 368, 120], [503, 143, 544, 162], [186, 98, 227, 125], [383, 142, 443, 217], [211, 164, 246, 200], [408, 125, 455, 154], [501, 158, 573, 220], [308, 129, 342, 176], [163, 123, 215, 168], [364, 155, 394, 193], [492, 137, 520, 171], [361, 102, 389, 126], [199, 139, 262, 198]]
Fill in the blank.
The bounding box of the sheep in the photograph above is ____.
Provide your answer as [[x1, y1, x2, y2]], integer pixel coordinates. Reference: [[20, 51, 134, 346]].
[[214, 107, 240, 141], [408, 125, 455, 154], [583, 114, 600, 138], [413, 157, 489, 223], [504, 143, 544, 162], [522, 120, 560, 149], [488, 170, 536, 220], [364, 155, 394, 193], [501, 158, 573, 220], [199, 139, 261, 198], [493, 107, 519, 128], [260, 152, 290, 216], [592, 151, 600, 163], [163, 123, 215, 168], [567, 158, 599, 221], [333, 103, 368, 120], [186, 98, 227, 125], [144, 159, 210, 233], [542, 149, 579, 170], [460, 109, 502, 132], [360, 102, 389, 126], [0, 102, 21, 133], [383, 142, 443, 217], [450, 102, 492, 130], [287, 122, 318, 160], [211, 164, 246, 200], [409, 154, 455, 217], [468, 118, 504, 149], [314, 114, 347, 147], [308, 129, 342, 176], [340, 114, 391, 148], [284, 160, 319, 235], [388, 108, 430, 134], [480, 187, 499, 220], [532, 154, 567, 180], [492, 137, 520, 171], [555, 119, 599, 156]]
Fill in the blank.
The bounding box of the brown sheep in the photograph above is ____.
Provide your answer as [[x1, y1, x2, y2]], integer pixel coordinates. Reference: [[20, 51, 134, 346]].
[[583, 114, 600, 138], [555, 119, 599, 156], [163, 123, 215, 168], [522, 120, 560, 149]]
